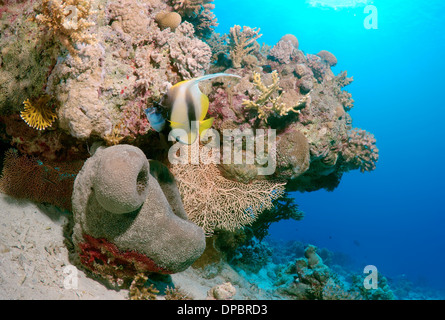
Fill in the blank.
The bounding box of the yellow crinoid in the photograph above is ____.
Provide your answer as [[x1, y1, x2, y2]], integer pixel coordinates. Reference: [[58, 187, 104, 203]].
[[20, 96, 57, 131]]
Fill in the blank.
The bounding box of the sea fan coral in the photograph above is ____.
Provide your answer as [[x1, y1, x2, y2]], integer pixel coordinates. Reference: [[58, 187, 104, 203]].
[[0, 149, 83, 211], [32, 0, 96, 60], [20, 96, 57, 131], [169, 146, 286, 235]]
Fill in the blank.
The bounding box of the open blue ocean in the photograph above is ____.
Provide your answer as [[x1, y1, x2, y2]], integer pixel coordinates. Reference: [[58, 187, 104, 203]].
[[215, 0, 445, 295]]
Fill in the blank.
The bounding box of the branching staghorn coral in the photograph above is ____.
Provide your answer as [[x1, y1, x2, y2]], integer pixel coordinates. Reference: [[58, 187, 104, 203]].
[[32, 0, 96, 60], [20, 95, 57, 131], [165, 286, 193, 300], [242, 71, 308, 124], [169, 145, 286, 235], [228, 25, 262, 68], [129, 273, 159, 300]]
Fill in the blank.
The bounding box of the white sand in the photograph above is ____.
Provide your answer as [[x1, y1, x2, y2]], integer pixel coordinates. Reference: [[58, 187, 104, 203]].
[[0, 193, 276, 300]]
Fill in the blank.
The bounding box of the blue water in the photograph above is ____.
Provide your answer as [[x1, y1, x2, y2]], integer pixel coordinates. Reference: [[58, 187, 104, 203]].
[[215, 0, 445, 292]]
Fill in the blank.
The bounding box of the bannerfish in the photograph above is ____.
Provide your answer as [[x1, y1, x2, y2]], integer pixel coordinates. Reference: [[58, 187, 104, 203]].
[[165, 73, 241, 144]]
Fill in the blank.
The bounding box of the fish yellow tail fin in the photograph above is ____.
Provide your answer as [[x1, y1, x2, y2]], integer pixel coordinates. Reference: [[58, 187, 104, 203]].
[[199, 117, 214, 136]]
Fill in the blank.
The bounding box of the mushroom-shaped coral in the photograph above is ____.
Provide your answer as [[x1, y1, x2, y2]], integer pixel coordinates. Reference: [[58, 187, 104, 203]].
[[72, 144, 206, 284], [317, 50, 338, 67], [276, 130, 310, 179], [155, 11, 182, 31], [280, 34, 299, 49]]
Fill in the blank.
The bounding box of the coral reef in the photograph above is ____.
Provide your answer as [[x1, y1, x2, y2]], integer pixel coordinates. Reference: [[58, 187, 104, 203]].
[[169, 145, 286, 235], [0, 114, 88, 162], [229, 237, 273, 273], [72, 144, 206, 284], [277, 245, 331, 299], [350, 273, 396, 300], [20, 95, 57, 131], [164, 286, 193, 300], [0, 0, 380, 291], [228, 25, 263, 69], [129, 273, 160, 300], [31, 0, 96, 61], [0, 149, 83, 211], [207, 282, 237, 300], [169, 0, 218, 38], [0, 1, 60, 115], [269, 37, 299, 64], [242, 71, 300, 124], [341, 128, 379, 173], [155, 11, 182, 31], [316, 50, 337, 67]]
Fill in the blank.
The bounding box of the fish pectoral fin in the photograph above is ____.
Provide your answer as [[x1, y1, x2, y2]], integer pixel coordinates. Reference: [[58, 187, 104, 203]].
[[169, 120, 186, 129], [199, 117, 214, 135]]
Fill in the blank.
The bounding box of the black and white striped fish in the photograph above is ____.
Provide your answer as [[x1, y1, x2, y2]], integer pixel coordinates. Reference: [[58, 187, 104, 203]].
[[165, 73, 241, 144]]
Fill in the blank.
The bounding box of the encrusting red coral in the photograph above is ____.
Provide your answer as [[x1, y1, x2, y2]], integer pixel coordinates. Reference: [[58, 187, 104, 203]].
[[78, 234, 172, 284]]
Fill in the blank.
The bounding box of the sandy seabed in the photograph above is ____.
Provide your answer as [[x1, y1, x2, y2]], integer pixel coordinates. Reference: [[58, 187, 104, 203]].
[[0, 193, 273, 300]]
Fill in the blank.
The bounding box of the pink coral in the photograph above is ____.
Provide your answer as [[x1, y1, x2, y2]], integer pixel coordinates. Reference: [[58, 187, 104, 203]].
[[170, 22, 212, 78], [306, 53, 330, 82], [169, 0, 218, 38], [149, 21, 212, 79], [269, 39, 298, 64], [341, 128, 379, 173], [119, 99, 151, 140]]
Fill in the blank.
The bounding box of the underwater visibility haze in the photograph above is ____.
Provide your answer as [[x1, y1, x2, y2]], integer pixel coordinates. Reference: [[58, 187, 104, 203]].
[[0, 0, 444, 300], [214, 0, 445, 294]]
